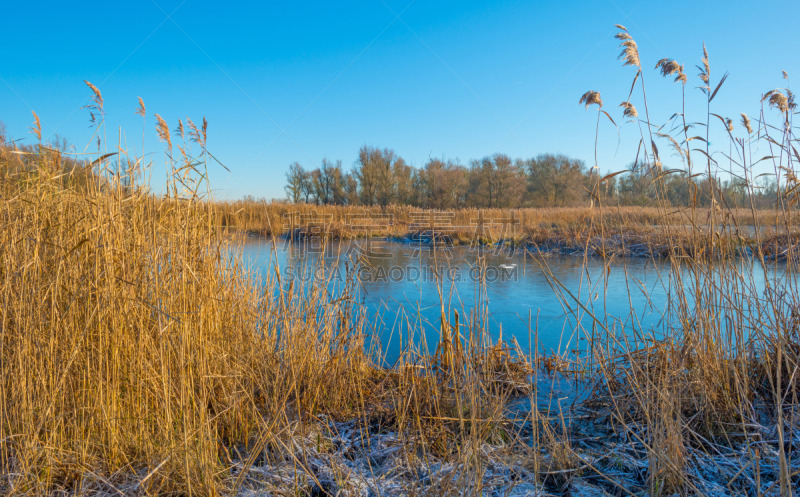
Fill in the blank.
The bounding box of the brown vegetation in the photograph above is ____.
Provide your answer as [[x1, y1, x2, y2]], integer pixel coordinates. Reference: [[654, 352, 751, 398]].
[[217, 201, 799, 260], [1, 23, 799, 496]]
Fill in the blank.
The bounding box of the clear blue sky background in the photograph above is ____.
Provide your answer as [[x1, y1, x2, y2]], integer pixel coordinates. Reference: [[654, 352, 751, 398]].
[[1, 0, 797, 199]]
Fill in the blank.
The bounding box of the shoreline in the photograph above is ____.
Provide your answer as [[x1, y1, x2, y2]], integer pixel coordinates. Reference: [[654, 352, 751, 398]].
[[234, 228, 800, 261], [228, 364, 797, 497]]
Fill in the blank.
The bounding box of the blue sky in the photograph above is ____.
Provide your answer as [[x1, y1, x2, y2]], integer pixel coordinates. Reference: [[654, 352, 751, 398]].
[[1, 0, 797, 199]]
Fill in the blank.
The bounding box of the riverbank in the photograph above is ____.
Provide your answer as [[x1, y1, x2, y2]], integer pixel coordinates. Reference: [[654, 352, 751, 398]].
[[35, 352, 797, 496], [222, 339, 800, 496], [229, 389, 798, 496], [236, 225, 800, 261], [219, 202, 800, 261], [223, 344, 800, 497]]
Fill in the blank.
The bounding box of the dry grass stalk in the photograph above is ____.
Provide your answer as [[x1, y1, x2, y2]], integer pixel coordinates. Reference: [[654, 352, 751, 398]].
[[763, 88, 795, 114], [28, 111, 41, 142], [155, 113, 172, 149], [698, 43, 710, 85], [579, 91, 603, 108], [615, 25, 641, 69], [620, 101, 638, 118], [655, 58, 687, 84], [741, 112, 753, 134]]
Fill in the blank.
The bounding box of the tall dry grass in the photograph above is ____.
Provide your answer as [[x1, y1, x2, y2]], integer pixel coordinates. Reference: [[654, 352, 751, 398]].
[[552, 25, 800, 495], [218, 201, 796, 237], [0, 87, 538, 495], [217, 201, 798, 263], [0, 95, 384, 493]]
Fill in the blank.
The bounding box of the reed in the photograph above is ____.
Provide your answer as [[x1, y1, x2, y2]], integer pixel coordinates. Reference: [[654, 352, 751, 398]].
[[0, 86, 537, 495], [562, 26, 800, 496]]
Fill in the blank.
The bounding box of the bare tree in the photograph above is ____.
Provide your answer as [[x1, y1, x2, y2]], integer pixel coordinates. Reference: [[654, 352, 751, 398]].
[[355, 146, 404, 207], [525, 154, 588, 207], [417, 158, 467, 209], [355, 145, 379, 205], [285, 162, 307, 203], [466, 154, 524, 207]]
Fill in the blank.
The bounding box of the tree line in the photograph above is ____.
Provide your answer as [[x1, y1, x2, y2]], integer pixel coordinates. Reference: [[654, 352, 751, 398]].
[[281, 145, 779, 209]]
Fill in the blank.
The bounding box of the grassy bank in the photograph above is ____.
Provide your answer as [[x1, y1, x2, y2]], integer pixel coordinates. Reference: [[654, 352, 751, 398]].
[[218, 201, 799, 260]]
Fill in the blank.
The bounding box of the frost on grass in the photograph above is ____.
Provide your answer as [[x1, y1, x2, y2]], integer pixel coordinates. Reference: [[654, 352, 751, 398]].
[[229, 377, 799, 496]]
